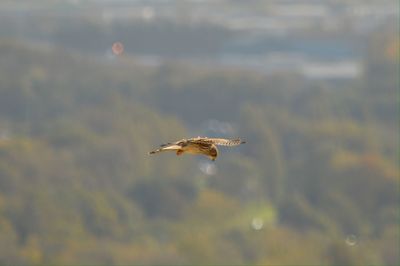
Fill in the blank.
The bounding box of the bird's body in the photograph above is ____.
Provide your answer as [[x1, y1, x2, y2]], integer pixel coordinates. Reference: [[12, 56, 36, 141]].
[[149, 137, 245, 161]]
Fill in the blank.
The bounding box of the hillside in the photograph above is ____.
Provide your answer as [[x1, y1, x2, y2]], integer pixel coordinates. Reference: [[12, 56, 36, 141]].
[[0, 35, 398, 265]]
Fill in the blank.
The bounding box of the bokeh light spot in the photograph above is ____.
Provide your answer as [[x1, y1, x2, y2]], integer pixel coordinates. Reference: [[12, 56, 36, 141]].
[[345, 234, 357, 246], [112, 42, 124, 55], [142, 7, 155, 20], [251, 217, 264, 230], [198, 161, 217, 176]]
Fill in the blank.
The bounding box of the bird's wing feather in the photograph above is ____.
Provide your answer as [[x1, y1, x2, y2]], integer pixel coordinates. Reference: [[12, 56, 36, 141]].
[[189, 137, 245, 146], [149, 144, 182, 154]]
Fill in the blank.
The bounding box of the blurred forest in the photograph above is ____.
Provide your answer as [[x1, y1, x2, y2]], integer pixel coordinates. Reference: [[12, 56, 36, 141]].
[[0, 5, 399, 265]]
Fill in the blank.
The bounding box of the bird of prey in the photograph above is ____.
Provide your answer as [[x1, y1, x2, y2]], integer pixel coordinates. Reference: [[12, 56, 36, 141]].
[[149, 137, 245, 161]]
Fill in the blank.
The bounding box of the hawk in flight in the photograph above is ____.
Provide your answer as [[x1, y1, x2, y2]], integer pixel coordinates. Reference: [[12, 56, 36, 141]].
[[149, 137, 245, 161]]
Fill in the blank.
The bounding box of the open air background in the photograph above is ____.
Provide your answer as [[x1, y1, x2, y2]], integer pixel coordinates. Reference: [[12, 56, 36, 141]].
[[0, 0, 398, 265]]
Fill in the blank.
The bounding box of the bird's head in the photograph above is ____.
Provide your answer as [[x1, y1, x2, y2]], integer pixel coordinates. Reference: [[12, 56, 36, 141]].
[[209, 146, 218, 161]]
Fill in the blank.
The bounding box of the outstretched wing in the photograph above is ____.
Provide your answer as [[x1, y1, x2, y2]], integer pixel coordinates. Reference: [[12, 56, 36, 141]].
[[189, 137, 245, 147], [149, 144, 182, 154], [149, 139, 187, 154]]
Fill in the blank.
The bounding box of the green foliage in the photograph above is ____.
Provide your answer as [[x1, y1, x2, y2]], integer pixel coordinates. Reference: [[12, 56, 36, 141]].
[[0, 34, 398, 265]]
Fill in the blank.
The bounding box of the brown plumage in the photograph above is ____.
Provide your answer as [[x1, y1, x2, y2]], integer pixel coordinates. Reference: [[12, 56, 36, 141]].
[[149, 137, 245, 161]]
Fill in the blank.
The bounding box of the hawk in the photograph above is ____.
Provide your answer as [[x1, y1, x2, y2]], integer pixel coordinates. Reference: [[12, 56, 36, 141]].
[[149, 137, 245, 161]]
